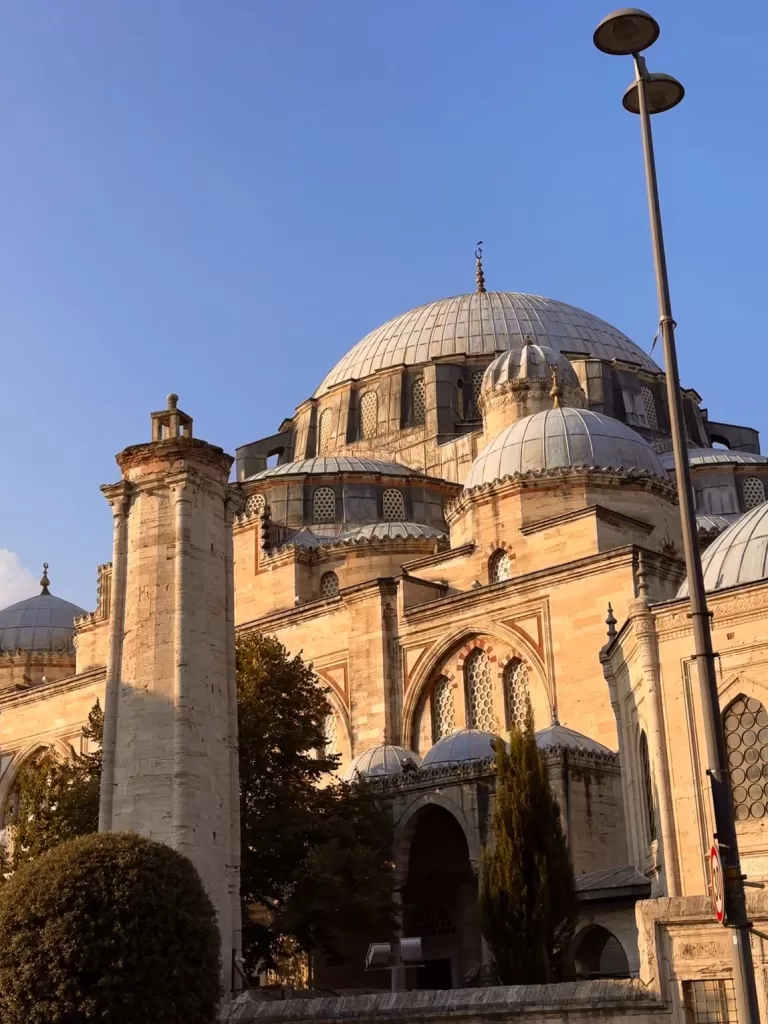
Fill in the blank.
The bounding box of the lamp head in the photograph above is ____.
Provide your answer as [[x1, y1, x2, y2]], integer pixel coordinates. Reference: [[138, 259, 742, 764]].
[[623, 72, 685, 114], [594, 8, 660, 55]]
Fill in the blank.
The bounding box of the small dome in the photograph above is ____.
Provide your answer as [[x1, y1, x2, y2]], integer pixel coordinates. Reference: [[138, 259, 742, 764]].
[[0, 590, 86, 653], [248, 456, 437, 481], [679, 500, 768, 596], [659, 447, 768, 470], [535, 724, 614, 756], [421, 728, 499, 767], [343, 744, 422, 781], [481, 342, 580, 394], [465, 407, 666, 490]]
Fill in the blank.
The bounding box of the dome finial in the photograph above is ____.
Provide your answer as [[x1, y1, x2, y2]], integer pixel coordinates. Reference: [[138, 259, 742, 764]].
[[549, 365, 563, 408], [606, 602, 617, 639], [636, 551, 649, 599], [40, 562, 51, 596], [475, 241, 486, 293]]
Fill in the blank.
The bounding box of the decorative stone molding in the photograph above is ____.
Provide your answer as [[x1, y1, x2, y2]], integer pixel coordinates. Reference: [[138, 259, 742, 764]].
[[74, 563, 113, 629]]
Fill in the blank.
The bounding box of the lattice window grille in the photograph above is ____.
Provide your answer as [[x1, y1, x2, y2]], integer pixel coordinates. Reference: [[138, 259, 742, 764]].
[[639, 731, 657, 841], [433, 677, 455, 740], [320, 571, 340, 599], [471, 370, 484, 415], [724, 695, 768, 821], [743, 476, 765, 510], [410, 900, 455, 938], [465, 649, 496, 731], [412, 378, 426, 427], [360, 392, 378, 439], [640, 385, 659, 430], [383, 488, 405, 521], [313, 487, 336, 523], [682, 980, 737, 1024], [245, 492, 265, 518], [504, 659, 530, 730], [489, 549, 512, 583], [318, 409, 334, 455], [324, 712, 338, 755]]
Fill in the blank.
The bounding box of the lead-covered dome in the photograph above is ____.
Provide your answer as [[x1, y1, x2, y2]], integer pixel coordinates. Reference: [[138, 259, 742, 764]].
[[0, 589, 85, 653], [480, 341, 580, 394], [679, 500, 768, 597], [314, 292, 659, 395], [465, 407, 667, 490], [343, 744, 421, 780], [421, 728, 499, 766]]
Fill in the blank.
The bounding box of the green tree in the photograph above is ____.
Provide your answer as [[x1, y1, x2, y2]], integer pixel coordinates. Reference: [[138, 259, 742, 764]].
[[237, 632, 395, 975], [1, 702, 103, 875], [479, 704, 578, 984], [0, 831, 220, 1024]]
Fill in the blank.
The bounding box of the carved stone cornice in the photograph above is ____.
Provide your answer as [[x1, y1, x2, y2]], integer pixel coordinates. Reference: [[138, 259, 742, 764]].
[[115, 437, 233, 477]]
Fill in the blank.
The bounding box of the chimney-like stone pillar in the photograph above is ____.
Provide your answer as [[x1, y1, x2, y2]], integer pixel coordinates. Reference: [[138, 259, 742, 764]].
[[99, 395, 242, 990]]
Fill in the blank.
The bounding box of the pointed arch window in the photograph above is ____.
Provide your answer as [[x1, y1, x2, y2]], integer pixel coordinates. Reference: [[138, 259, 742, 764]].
[[639, 730, 656, 842], [465, 649, 495, 731], [412, 378, 426, 427], [360, 392, 378, 439], [724, 695, 768, 821], [432, 676, 455, 741], [318, 409, 334, 455], [313, 487, 336, 523], [504, 659, 530, 730], [743, 477, 765, 510], [489, 549, 512, 583]]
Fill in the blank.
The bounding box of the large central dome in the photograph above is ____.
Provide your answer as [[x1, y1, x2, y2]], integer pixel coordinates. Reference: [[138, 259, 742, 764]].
[[314, 291, 659, 395]]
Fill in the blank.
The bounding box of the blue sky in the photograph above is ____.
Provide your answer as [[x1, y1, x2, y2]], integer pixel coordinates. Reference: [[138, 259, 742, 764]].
[[1, 0, 766, 609]]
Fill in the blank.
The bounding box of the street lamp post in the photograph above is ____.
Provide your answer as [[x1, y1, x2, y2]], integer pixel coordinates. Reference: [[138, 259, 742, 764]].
[[594, 10, 761, 1024]]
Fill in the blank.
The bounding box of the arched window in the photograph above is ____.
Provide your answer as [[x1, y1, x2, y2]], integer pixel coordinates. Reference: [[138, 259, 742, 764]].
[[412, 378, 426, 427], [472, 370, 484, 415], [743, 476, 765, 510], [324, 712, 338, 755], [639, 730, 656, 841], [320, 571, 340, 599], [640, 385, 659, 430], [724, 695, 768, 821], [359, 392, 378, 439], [432, 676, 455, 740], [465, 649, 495, 731], [245, 492, 265, 519], [382, 488, 405, 521], [489, 549, 512, 583], [318, 409, 334, 455], [504, 659, 530, 730], [313, 487, 336, 523]]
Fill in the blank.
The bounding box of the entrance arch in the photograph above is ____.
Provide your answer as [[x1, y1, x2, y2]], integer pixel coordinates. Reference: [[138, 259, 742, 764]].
[[572, 925, 630, 978], [402, 805, 481, 989]]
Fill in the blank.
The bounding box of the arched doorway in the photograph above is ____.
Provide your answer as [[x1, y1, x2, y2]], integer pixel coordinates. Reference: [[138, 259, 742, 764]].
[[572, 925, 629, 979], [403, 805, 480, 989]]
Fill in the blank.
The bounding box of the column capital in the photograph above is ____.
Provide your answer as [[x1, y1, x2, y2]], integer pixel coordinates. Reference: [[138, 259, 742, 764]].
[[100, 480, 133, 516]]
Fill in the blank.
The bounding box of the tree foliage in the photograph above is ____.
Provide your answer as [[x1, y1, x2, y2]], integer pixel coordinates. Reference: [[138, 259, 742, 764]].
[[0, 831, 221, 1024], [479, 703, 578, 984], [237, 632, 395, 975], [0, 702, 102, 876]]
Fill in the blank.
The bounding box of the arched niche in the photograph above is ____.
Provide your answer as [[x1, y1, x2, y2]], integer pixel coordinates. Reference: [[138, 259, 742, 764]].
[[572, 924, 630, 979]]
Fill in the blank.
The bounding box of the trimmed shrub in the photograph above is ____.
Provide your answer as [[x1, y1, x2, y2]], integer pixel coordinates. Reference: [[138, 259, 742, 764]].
[[0, 831, 221, 1024]]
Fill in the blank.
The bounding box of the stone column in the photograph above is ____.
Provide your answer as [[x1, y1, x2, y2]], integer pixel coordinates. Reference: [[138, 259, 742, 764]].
[[98, 395, 241, 990]]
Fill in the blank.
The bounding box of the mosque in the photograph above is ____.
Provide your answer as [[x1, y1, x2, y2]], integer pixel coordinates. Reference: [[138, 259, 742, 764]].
[[3, 255, 768, 1021]]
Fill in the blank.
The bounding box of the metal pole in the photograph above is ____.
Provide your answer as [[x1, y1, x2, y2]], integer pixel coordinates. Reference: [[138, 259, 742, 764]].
[[632, 54, 761, 1024]]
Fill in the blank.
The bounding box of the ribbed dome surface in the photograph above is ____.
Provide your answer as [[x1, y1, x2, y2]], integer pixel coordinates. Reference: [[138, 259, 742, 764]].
[[481, 342, 580, 393], [659, 447, 768, 469], [315, 292, 659, 395], [421, 728, 499, 766], [679, 501, 768, 596], [248, 456, 423, 480], [465, 408, 666, 490], [343, 744, 422, 781], [535, 724, 614, 756], [0, 592, 86, 652]]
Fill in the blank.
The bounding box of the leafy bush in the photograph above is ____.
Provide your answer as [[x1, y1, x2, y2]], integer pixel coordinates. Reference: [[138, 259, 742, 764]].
[[0, 831, 221, 1024]]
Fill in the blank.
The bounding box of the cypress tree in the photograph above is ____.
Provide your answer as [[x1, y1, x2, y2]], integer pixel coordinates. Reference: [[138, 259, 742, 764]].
[[479, 703, 577, 984]]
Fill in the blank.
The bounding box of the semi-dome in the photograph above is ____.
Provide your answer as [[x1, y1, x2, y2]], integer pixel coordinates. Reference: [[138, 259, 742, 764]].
[[480, 341, 580, 393], [465, 407, 667, 490], [679, 500, 768, 597], [248, 456, 428, 481], [0, 571, 85, 653], [314, 291, 659, 395], [343, 744, 422, 781], [535, 724, 614, 756], [421, 728, 499, 766]]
